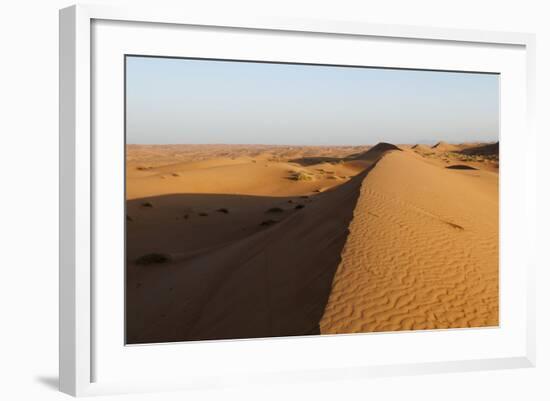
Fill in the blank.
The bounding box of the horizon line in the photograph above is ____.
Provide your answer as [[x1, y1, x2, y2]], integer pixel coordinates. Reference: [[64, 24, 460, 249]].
[[126, 140, 499, 147]]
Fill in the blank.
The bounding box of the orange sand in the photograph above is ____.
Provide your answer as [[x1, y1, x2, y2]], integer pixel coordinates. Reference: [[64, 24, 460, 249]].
[[320, 149, 498, 332], [125, 142, 499, 343]]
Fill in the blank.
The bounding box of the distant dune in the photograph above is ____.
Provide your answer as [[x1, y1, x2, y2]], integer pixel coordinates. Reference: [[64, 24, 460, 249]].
[[459, 142, 499, 156], [411, 144, 431, 152], [431, 141, 459, 152], [409, 141, 499, 171], [352, 142, 402, 159]]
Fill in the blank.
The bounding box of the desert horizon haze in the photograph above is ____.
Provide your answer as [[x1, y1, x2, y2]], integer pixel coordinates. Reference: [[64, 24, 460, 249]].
[[126, 56, 499, 146], [125, 57, 499, 344]]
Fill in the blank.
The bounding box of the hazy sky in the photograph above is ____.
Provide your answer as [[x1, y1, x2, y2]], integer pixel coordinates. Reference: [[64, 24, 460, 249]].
[[126, 56, 499, 146]]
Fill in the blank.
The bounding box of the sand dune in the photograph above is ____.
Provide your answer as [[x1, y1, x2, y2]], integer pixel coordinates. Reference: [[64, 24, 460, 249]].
[[126, 145, 383, 343], [320, 149, 498, 333], [459, 141, 499, 156], [411, 144, 431, 152], [352, 142, 402, 159], [127, 175, 368, 343], [431, 141, 459, 152], [126, 142, 499, 343], [126, 146, 366, 200], [410, 141, 499, 172]]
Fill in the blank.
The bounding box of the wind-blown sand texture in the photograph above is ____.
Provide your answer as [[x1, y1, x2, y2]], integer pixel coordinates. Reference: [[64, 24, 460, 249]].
[[320, 149, 498, 332], [126, 142, 498, 343]]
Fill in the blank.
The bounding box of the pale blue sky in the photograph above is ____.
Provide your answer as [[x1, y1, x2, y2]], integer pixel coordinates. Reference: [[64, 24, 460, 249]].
[[126, 56, 499, 146]]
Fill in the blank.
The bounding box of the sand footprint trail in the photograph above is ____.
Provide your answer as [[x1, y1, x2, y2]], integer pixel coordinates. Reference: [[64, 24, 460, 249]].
[[320, 150, 499, 333]]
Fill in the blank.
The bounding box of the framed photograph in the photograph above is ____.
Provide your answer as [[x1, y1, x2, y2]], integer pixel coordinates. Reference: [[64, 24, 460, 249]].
[[59, 4, 536, 396]]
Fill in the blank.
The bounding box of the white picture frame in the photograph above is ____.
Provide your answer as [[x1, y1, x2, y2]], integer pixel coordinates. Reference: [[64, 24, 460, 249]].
[[59, 4, 536, 397]]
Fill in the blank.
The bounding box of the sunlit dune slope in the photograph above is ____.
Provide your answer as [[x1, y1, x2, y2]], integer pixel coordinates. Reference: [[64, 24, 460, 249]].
[[320, 150, 499, 333], [126, 147, 368, 200]]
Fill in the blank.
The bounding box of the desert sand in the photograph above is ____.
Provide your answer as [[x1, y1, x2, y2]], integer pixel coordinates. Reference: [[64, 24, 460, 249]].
[[126, 141, 499, 343], [320, 146, 499, 332]]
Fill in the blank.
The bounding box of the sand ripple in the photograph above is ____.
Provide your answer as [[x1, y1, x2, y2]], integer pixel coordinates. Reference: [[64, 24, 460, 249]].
[[320, 150, 498, 333]]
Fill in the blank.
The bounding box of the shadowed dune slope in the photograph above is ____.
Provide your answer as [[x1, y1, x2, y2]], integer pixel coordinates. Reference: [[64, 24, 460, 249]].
[[320, 150, 499, 333], [126, 149, 393, 343], [459, 142, 499, 156], [285, 142, 400, 167], [127, 175, 364, 343], [446, 164, 478, 170]]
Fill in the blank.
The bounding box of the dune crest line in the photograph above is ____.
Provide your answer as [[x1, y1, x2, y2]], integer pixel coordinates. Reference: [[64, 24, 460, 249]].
[[320, 150, 499, 333], [126, 145, 396, 343]]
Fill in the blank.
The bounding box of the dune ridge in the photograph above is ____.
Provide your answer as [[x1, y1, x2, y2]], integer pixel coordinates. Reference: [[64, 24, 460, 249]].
[[320, 150, 498, 333], [431, 141, 459, 152], [126, 145, 395, 343], [459, 142, 499, 156], [126, 142, 499, 343]]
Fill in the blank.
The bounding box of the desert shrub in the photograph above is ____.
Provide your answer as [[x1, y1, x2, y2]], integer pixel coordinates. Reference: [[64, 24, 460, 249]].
[[446, 165, 478, 170], [217, 208, 229, 214], [266, 207, 284, 213], [295, 204, 305, 210], [260, 219, 278, 227], [141, 202, 153, 208], [135, 253, 171, 265], [290, 172, 313, 181]]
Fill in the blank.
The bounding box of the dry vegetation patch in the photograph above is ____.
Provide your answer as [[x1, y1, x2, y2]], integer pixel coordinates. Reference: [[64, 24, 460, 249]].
[[289, 171, 314, 181], [135, 253, 172, 265]]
